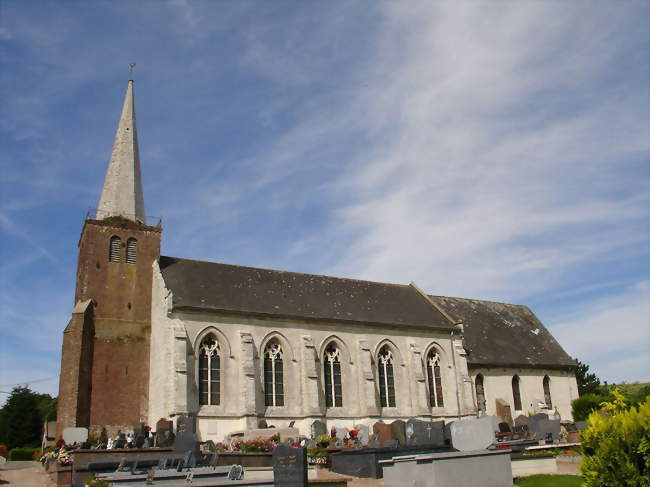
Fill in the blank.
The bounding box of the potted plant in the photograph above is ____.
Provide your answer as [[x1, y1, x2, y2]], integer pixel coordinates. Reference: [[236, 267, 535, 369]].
[[317, 434, 333, 448]]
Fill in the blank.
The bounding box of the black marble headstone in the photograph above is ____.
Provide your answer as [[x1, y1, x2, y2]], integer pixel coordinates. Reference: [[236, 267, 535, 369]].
[[176, 415, 196, 434], [273, 445, 307, 487], [406, 419, 445, 447]]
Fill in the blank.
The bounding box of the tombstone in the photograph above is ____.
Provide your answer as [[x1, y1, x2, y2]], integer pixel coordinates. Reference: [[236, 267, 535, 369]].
[[449, 416, 496, 451], [530, 419, 561, 443], [99, 428, 108, 447], [258, 419, 268, 429], [498, 422, 511, 433], [176, 415, 196, 434], [310, 420, 327, 439], [114, 433, 127, 449], [134, 423, 147, 448], [354, 424, 370, 446], [495, 399, 513, 426], [527, 413, 549, 440], [334, 426, 348, 442], [372, 421, 395, 447], [390, 420, 406, 446], [156, 418, 175, 447], [63, 427, 88, 445], [368, 434, 379, 448], [406, 419, 445, 447], [272, 445, 308, 487]]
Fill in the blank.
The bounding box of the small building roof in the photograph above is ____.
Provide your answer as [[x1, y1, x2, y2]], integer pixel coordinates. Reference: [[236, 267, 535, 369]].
[[159, 256, 454, 329], [429, 296, 576, 370]]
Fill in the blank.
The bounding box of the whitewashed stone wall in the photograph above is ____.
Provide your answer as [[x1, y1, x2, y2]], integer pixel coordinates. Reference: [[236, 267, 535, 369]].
[[468, 367, 578, 421]]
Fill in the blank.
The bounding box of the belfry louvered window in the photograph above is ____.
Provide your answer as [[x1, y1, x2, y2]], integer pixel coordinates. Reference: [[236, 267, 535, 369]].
[[426, 350, 444, 407], [264, 341, 284, 406], [109, 236, 121, 262], [198, 336, 220, 406], [324, 343, 343, 407], [126, 238, 137, 264], [378, 346, 396, 407]]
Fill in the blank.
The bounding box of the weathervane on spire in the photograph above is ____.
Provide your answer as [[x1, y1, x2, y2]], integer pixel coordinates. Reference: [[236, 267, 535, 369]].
[[129, 63, 136, 78]]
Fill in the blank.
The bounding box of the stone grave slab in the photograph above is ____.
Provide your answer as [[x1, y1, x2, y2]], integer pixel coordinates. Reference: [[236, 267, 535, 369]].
[[273, 445, 307, 487], [390, 420, 406, 446], [372, 422, 395, 447], [354, 424, 369, 445], [406, 419, 445, 447], [63, 427, 88, 445], [310, 420, 327, 439], [495, 398, 513, 425], [449, 416, 496, 451]]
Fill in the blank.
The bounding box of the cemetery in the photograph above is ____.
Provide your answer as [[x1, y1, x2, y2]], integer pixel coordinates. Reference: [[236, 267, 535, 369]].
[[36, 409, 588, 487]]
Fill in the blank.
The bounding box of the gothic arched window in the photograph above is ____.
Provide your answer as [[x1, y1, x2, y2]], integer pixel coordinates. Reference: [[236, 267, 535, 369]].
[[324, 343, 343, 407], [426, 350, 444, 407], [264, 341, 284, 407], [198, 335, 220, 406], [512, 375, 522, 411], [377, 346, 396, 407], [126, 238, 137, 264], [109, 236, 121, 262], [543, 375, 552, 408], [475, 374, 486, 413]]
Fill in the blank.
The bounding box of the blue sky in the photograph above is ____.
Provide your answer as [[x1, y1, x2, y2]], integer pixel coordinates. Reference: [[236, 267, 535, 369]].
[[0, 0, 648, 401]]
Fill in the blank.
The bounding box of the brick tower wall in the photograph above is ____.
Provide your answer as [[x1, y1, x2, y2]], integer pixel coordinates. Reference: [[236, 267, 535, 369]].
[[62, 217, 161, 435]]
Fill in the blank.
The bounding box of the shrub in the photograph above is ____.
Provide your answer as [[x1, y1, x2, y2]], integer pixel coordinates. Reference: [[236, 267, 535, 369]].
[[8, 446, 41, 460], [571, 393, 610, 421], [580, 390, 650, 487]]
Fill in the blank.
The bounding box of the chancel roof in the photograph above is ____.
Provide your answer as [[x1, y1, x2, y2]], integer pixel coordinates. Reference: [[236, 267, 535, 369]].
[[159, 257, 454, 329], [430, 296, 576, 370]]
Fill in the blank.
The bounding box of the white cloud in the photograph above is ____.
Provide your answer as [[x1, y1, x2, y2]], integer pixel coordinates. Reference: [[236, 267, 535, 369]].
[[549, 281, 650, 383]]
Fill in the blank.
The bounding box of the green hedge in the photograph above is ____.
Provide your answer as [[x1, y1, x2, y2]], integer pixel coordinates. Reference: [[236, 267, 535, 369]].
[[8, 447, 41, 460]]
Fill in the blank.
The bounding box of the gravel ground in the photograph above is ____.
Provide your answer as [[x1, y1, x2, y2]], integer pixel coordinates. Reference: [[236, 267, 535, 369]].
[[0, 461, 55, 487]]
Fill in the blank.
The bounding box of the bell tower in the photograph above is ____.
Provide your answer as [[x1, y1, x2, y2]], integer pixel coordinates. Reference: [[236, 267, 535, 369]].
[[57, 80, 161, 436]]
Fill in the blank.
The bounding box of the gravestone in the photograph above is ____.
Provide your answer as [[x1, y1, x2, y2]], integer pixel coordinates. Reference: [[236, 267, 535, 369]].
[[527, 413, 549, 440], [495, 399, 513, 426], [406, 419, 445, 447], [354, 424, 369, 446], [335, 426, 348, 442], [390, 420, 406, 446], [449, 416, 496, 451], [530, 418, 561, 443], [99, 428, 108, 447], [368, 434, 379, 448], [156, 418, 174, 447], [114, 433, 127, 449], [311, 420, 327, 439], [134, 423, 147, 448], [176, 415, 196, 434], [258, 419, 268, 429], [63, 427, 88, 445], [372, 422, 395, 447], [273, 445, 307, 487]]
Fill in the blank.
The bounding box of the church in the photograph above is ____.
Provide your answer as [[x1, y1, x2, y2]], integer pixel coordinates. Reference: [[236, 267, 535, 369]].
[[56, 81, 579, 442]]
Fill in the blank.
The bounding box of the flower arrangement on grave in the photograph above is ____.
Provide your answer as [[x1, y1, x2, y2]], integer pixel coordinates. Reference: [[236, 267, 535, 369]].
[[307, 447, 330, 465], [317, 434, 333, 448], [231, 436, 278, 453], [348, 428, 360, 439]]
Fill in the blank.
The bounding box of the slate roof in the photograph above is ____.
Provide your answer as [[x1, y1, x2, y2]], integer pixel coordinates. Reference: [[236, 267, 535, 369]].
[[159, 256, 454, 329], [429, 296, 576, 370]]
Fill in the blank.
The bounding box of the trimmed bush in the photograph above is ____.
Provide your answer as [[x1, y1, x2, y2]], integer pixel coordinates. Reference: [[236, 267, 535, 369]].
[[571, 393, 610, 421], [8, 446, 41, 460], [580, 390, 650, 487]]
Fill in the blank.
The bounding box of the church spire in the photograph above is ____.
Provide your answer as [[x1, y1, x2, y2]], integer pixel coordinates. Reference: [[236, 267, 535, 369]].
[[96, 80, 145, 222]]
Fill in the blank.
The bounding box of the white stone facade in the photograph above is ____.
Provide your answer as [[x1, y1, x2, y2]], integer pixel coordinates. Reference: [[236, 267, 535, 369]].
[[148, 264, 577, 442]]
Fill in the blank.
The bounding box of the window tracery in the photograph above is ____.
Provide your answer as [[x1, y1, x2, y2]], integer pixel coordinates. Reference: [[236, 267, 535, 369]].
[[324, 344, 343, 407], [426, 350, 444, 408], [264, 341, 284, 406], [198, 335, 220, 406], [377, 346, 396, 407]]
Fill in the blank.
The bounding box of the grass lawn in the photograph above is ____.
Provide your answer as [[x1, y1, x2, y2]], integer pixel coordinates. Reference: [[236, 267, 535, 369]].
[[515, 475, 582, 487]]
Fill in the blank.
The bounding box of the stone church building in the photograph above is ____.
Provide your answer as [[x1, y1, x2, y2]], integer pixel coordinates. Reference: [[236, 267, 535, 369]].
[[57, 81, 578, 442]]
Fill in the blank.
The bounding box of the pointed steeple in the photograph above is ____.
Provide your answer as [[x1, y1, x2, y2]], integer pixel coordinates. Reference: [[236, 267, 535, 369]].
[[97, 80, 145, 222]]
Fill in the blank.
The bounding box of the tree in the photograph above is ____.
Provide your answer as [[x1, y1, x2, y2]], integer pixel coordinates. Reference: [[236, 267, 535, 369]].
[[575, 358, 602, 396], [0, 386, 47, 449]]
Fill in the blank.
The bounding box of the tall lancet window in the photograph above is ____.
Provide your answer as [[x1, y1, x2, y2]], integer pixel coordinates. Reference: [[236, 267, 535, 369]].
[[377, 346, 396, 407], [126, 238, 137, 264], [426, 350, 444, 407], [324, 344, 343, 407], [543, 376, 552, 408], [512, 375, 522, 411], [198, 335, 220, 406], [475, 374, 486, 413], [109, 236, 122, 262], [264, 341, 284, 407]]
